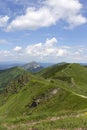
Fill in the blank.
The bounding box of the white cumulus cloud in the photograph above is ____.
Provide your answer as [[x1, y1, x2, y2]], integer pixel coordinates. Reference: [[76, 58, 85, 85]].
[[1, 37, 87, 62], [13, 46, 22, 52], [25, 37, 68, 57], [6, 0, 87, 31]]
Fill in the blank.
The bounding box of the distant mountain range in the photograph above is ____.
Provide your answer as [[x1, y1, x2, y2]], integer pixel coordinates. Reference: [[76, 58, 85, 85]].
[[0, 61, 54, 71], [0, 61, 87, 71], [0, 62, 25, 70]]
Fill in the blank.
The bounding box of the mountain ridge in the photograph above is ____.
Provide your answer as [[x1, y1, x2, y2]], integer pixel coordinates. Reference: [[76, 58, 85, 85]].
[[0, 62, 87, 129]]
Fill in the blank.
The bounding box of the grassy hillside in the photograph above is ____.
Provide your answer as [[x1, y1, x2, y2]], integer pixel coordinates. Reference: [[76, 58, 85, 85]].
[[0, 74, 87, 119], [0, 64, 87, 118], [38, 63, 87, 96], [0, 63, 87, 129], [0, 67, 27, 90], [38, 63, 69, 78]]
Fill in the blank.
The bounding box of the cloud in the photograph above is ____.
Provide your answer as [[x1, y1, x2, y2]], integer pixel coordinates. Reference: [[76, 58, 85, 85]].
[[0, 50, 10, 56], [6, 0, 87, 31], [65, 14, 87, 29], [8, 37, 69, 62], [25, 37, 68, 57], [6, 7, 56, 31], [13, 46, 22, 52], [0, 37, 87, 62], [0, 16, 9, 27], [12, 38, 87, 62]]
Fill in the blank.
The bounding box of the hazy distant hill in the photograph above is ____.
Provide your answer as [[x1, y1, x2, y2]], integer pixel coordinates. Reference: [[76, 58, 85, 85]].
[[0, 62, 25, 70], [0, 61, 54, 70], [23, 61, 44, 72]]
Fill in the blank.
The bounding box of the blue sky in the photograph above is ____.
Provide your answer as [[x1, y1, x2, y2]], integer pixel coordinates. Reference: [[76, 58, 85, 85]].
[[0, 0, 87, 63]]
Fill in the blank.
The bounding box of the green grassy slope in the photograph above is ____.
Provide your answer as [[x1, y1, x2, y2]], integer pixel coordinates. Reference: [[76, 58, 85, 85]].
[[0, 67, 27, 90], [0, 77, 87, 118], [0, 63, 87, 129], [38, 63, 69, 78], [0, 64, 87, 119], [39, 63, 87, 96]]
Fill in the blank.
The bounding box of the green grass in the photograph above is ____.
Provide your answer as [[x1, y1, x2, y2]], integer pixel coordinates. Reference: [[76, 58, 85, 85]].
[[0, 66, 27, 90], [0, 63, 87, 129], [1, 77, 87, 119], [38, 63, 87, 96], [32, 116, 87, 130], [38, 63, 69, 78], [1, 115, 87, 130]]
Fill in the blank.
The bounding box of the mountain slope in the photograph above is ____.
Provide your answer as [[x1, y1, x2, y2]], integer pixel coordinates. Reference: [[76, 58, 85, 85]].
[[0, 66, 27, 90], [0, 74, 87, 119], [38, 63, 87, 96], [0, 63, 87, 119], [38, 62, 69, 78], [23, 61, 44, 73], [0, 63, 87, 130]]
